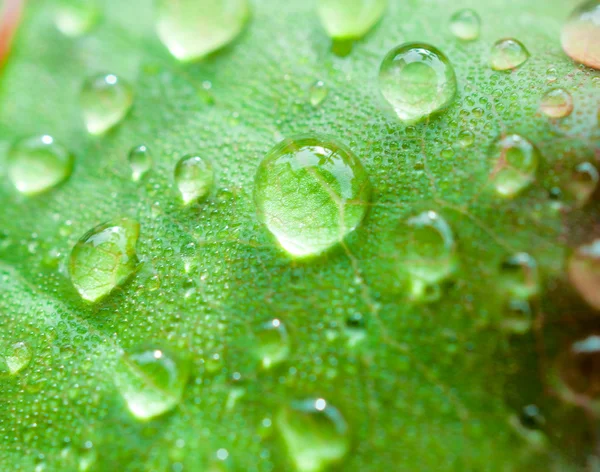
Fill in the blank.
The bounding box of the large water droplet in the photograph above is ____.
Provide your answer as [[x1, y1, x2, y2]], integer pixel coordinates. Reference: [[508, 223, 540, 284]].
[[128, 145, 153, 182], [254, 319, 290, 369], [562, 0, 600, 70], [568, 239, 600, 310], [277, 398, 350, 472], [379, 43, 457, 123], [7, 135, 74, 195], [555, 333, 600, 405], [499, 253, 540, 299], [490, 39, 530, 71], [540, 88, 574, 118], [254, 134, 371, 257], [54, 0, 100, 37], [69, 218, 140, 303], [4, 341, 32, 375], [115, 347, 190, 421], [309, 80, 328, 107], [449, 9, 481, 41], [317, 0, 386, 40], [174, 155, 215, 205], [80, 73, 133, 135], [156, 0, 250, 61], [491, 134, 540, 198], [566, 162, 599, 206]]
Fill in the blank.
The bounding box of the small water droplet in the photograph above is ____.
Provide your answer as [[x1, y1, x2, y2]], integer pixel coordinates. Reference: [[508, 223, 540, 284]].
[[80, 73, 133, 135], [277, 398, 350, 472], [309, 80, 328, 107], [69, 218, 140, 303], [7, 135, 74, 195], [54, 0, 100, 37], [449, 9, 481, 41], [540, 88, 574, 118], [254, 134, 371, 257], [566, 162, 599, 206], [546, 67, 558, 82], [519, 404, 545, 430], [501, 299, 533, 334], [379, 43, 457, 123], [562, 0, 600, 70], [490, 38, 530, 71], [491, 134, 540, 198], [317, 0, 386, 40], [568, 239, 600, 310], [156, 0, 250, 61], [345, 313, 366, 347], [115, 347, 190, 421], [174, 155, 215, 205], [4, 341, 32, 375], [128, 145, 153, 181], [254, 319, 290, 369], [458, 129, 474, 147], [499, 253, 540, 299]]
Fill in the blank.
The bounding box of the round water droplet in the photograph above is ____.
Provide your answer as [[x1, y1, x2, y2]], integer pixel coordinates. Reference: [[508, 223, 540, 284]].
[[540, 88, 574, 118], [7, 135, 74, 195], [491, 134, 540, 198], [80, 73, 133, 135], [309, 80, 328, 107], [562, 0, 600, 70], [156, 0, 250, 61], [458, 129, 474, 148], [277, 398, 350, 472], [566, 162, 599, 206], [128, 145, 153, 182], [254, 134, 371, 257], [449, 9, 481, 41], [501, 299, 533, 334], [490, 38, 530, 71], [379, 43, 457, 123], [4, 341, 32, 375], [69, 218, 140, 303], [115, 347, 190, 420], [499, 253, 540, 299], [254, 319, 290, 369], [54, 0, 100, 37], [568, 239, 600, 310], [174, 155, 214, 205], [317, 0, 386, 40]]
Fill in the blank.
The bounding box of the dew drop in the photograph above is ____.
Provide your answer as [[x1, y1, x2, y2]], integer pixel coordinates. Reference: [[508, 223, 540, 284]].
[[254, 134, 371, 257], [568, 239, 600, 310], [309, 80, 328, 107], [491, 134, 540, 198], [562, 0, 600, 70], [80, 73, 133, 135], [4, 341, 32, 375], [449, 9, 481, 41], [501, 300, 533, 334], [155, 0, 250, 61], [317, 0, 386, 40], [540, 88, 574, 118], [69, 218, 140, 303], [555, 333, 600, 405], [499, 253, 540, 299], [566, 162, 599, 206], [128, 145, 153, 182], [277, 398, 350, 472], [254, 319, 290, 369], [54, 0, 100, 37], [115, 347, 190, 421], [379, 43, 457, 123], [490, 38, 530, 71], [174, 155, 215, 205], [7, 135, 74, 195], [458, 129, 474, 148]]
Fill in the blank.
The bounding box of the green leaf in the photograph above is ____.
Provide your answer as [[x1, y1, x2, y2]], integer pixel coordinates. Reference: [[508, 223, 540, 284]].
[[0, 0, 599, 471]]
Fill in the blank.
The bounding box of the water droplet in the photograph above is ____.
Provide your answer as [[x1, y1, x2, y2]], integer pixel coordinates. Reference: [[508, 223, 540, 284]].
[[54, 0, 100, 37], [379, 43, 457, 123], [458, 129, 474, 148], [128, 145, 153, 181], [491, 134, 540, 198], [519, 404, 545, 430], [562, 0, 600, 70], [174, 155, 215, 205], [254, 134, 371, 257], [80, 73, 133, 135], [156, 0, 250, 61], [546, 67, 558, 82], [449, 9, 481, 41], [7, 135, 74, 195], [566, 162, 599, 206], [115, 347, 190, 420], [490, 38, 530, 71], [499, 253, 540, 299], [4, 341, 32, 375], [345, 313, 366, 347], [501, 300, 533, 334], [69, 218, 140, 303], [568, 239, 600, 310], [277, 398, 350, 472], [254, 319, 290, 369], [540, 88, 574, 118], [317, 0, 386, 40], [309, 80, 328, 107]]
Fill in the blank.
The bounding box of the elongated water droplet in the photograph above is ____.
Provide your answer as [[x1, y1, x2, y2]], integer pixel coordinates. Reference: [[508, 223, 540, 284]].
[[80, 73, 133, 135], [317, 0, 386, 40], [128, 145, 153, 181], [568, 239, 600, 310], [175, 155, 214, 205], [115, 347, 190, 420], [566, 162, 599, 206], [379, 43, 457, 123], [562, 0, 600, 70], [69, 218, 140, 303], [254, 134, 371, 257], [449, 9, 481, 41], [555, 333, 600, 405], [490, 39, 530, 71], [277, 398, 350, 472], [501, 300, 533, 334], [4, 341, 32, 375], [458, 129, 474, 148], [540, 88, 574, 118], [254, 319, 290, 369], [499, 253, 539, 299], [54, 0, 100, 37], [309, 80, 328, 107], [7, 135, 74, 195], [156, 0, 250, 61], [491, 134, 540, 198]]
